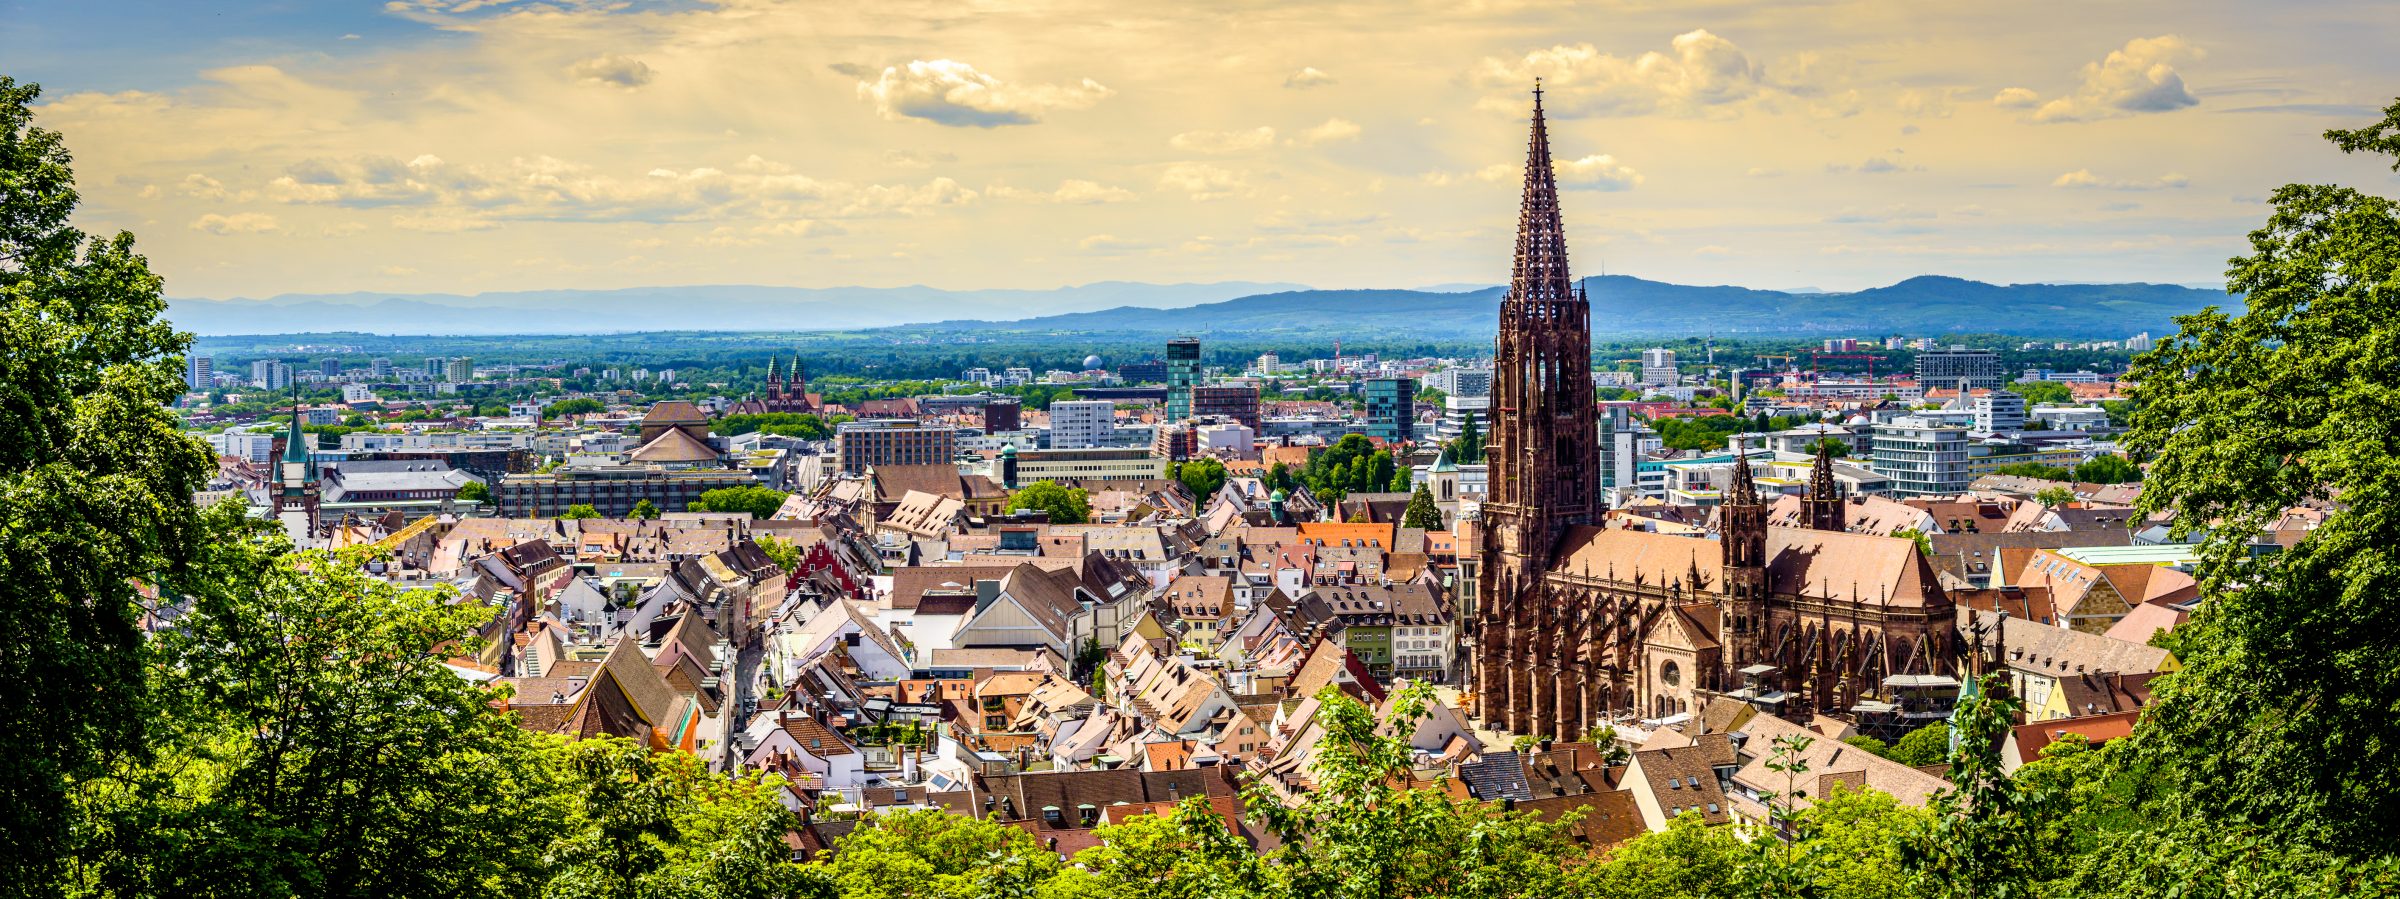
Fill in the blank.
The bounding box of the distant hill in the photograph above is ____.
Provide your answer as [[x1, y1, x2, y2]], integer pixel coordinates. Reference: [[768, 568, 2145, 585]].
[[900, 275, 2229, 338], [163, 281, 1310, 336]]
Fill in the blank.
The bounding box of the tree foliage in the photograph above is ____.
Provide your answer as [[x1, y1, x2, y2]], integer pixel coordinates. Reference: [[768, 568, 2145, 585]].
[[0, 76, 226, 895], [691, 486, 790, 519], [545, 397, 606, 418], [1169, 457, 1228, 504], [631, 498, 662, 520], [1401, 482, 1444, 531], [1445, 413, 1484, 464], [1006, 481, 1091, 524], [563, 503, 602, 520]]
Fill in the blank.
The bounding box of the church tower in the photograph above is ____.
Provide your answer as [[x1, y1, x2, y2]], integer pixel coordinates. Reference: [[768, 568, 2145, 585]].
[[277, 393, 320, 542], [1803, 442, 1847, 532], [1718, 438, 1769, 671], [1476, 85, 1602, 738]]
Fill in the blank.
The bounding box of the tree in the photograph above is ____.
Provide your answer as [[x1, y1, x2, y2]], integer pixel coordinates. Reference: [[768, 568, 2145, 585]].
[[1806, 437, 1850, 458], [630, 498, 662, 519], [754, 534, 802, 572], [0, 77, 227, 895], [1804, 784, 1935, 899], [1991, 462, 2073, 481], [1574, 811, 1748, 898], [691, 485, 790, 519], [544, 737, 819, 899], [1885, 725, 1951, 767], [563, 503, 602, 520], [1006, 480, 1091, 524], [457, 479, 491, 503], [2098, 96, 2400, 872], [1171, 457, 1228, 503], [1401, 483, 1444, 530], [544, 397, 605, 418], [2069, 454, 2140, 484], [1891, 526, 1933, 556], [1842, 734, 1892, 756], [2011, 380, 2073, 407], [813, 808, 1054, 899], [1905, 674, 2043, 899], [77, 540, 574, 898], [2034, 486, 2076, 508], [1445, 413, 1484, 464]]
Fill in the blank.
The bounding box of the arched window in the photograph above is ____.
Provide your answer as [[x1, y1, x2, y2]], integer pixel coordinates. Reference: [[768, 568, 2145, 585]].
[[1660, 659, 1681, 687]]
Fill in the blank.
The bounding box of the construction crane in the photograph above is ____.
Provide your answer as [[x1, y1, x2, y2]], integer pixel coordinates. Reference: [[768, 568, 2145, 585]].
[[1755, 354, 1798, 372], [1809, 352, 1881, 378]]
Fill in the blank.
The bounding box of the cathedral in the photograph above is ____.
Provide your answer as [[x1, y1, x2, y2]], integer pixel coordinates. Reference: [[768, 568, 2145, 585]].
[[1472, 89, 1960, 742], [726, 356, 821, 416]]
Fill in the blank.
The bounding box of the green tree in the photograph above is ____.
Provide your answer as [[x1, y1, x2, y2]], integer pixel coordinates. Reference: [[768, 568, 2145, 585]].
[[1445, 413, 1484, 464], [1990, 462, 2073, 481], [1884, 724, 1950, 767], [1401, 483, 1444, 531], [2010, 380, 2073, 407], [813, 808, 1054, 899], [2092, 96, 2400, 881], [1804, 784, 1935, 899], [1574, 811, 1748, 898], [458, 479, 491, 503], [544, 737, 819, 899], [0, 77, 227, 895], [630, 498, 661, 520], [754, 534, 802, 572], [1806, 437, 1850, 458], [1842, 734, 1891, 756], [1170, 457, 1228, 503], [544, 397, 605, 418], [2069, 454, 2140, 484], [77, 541, 573, 898], [1006, 481, 1091, 524], [2034, 486, 2076, 508], [691, 486, 789, 519], [1891, 526, 1933, 556], [563, 503, 602, 520], [1905, 674, 2042, 899]]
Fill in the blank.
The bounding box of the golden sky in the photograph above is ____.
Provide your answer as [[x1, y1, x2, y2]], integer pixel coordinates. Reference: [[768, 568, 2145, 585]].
[[15, 0, 2398, 298]]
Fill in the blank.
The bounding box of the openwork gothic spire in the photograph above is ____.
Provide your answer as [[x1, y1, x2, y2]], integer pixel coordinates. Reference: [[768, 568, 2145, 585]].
[[1511, 82, 1578, 306], [1727, 436, 1760, 507]]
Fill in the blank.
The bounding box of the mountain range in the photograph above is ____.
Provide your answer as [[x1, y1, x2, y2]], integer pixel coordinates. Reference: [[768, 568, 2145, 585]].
[[165, 275, 2230, 338]]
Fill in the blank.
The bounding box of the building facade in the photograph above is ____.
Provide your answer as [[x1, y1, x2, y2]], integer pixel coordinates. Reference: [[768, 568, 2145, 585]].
[[835, 421, 958, 475], [1191, 385, 1262, 431], [1916, 348, 2002, 390], [1871, 416, 1973, 497], [1048, 400, 1117, 449], [1363, 377, 1418, 444], [1164, 337, 1202, 421]]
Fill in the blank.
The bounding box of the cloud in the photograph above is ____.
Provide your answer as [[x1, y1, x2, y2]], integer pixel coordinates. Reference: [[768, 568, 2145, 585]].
[[2016, 36, 2202, 123], [189, 212, 278, 234], [1857, 157, 1902, 173], [1556, 154, 1642, 190], [1895, 88, 1956, 118], [855, 59, 1111, 127], [1170, 126, 1277, 153], [1078, 234, 1153, 252], [1471, 30, 1772, 117], [1828, 156, 1921, 174], [753, 220, 846, 237], [1158, 163, 1245, 200], [263, 152, 972, 224], [991, 179, 1137, 204], [2052, 169, 2190, 190], [391, 213, 499, 233], [1291, 117, 1362, 146], [1991, 87, 2041, 108], [568, 55, 655, 88], [1284, 67, 1336, 89]]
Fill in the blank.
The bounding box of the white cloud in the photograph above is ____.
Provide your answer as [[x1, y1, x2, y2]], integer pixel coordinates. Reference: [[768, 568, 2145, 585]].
[[189, 212, 278, 234], [1991, 87, 2041, 108], [1078, 234, 1153, 252], [2021, 36, 2202, 123], [1291, 118, 1361, 146], [1895, 88, 1956, 118], [1556, 154, 1642, 190], [568, 55, 655, 88], [391, 213, 499, 233], [1472, 30, 1772, 116], [855, 59, 1111, 127], [262, 152, 973, 224], [1284, 67, 1336, 89], [1050, 179, 1137, 204], [2052, 169, 2190, 190], [1158, 163, 1245, 200], [1170, 126, 1277, 153]]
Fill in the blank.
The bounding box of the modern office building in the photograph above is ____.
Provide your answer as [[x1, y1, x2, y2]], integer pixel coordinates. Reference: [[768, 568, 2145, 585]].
[[1639, 347, 1678, 387], [496, 464, 759, 518], [1916, 348, 2002, 390], [1001, 447, 1168, 485], [185, 354, 212, 393], [982, 398, 1022, 433], [1048, 399, 1118, 449], [1190, 384, 1261, 431], [834, 420, 958, 474], [1164, 337, 1202, 421], [1973, 388, 2028, 433], [250, 360, 292, 390], [1597, 403, 1660, 499], [1434, 367, 1492, 438], [426, 357, 447, 378], [370, 357, 393, 379], [1363, 376, 1417, 444], [1871, 415, 1973, 497], [444, 357, 475, 383], [318, 358, 342, 376]]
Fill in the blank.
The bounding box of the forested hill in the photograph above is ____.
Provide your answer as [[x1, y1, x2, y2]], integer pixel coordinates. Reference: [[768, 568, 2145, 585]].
[[902, 275, 2228, 338]]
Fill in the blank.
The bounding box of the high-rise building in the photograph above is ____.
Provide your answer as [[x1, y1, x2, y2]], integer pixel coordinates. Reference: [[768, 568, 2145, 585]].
[[1164, 337, 1202, 421], [250, 360, 292, 390], [1048, 399, 1117, 449], [319, 358, 342, 376], [982, 398, 1022, 433], [1973, 389, 2027, 433], [1915, 348, 2001, 390], [1254, 353, 1280, 375], [834, 420, 958, 474], [1191, 384, 1261, 431], [1435, 368, 1492, 438], [426, 357, 446, 378], [1363, 377, 1417, 444], [370, 358, 393, 379], [1639, 348, 1678, 387], [445, 357, 475, 383], [1117, 360, 1167, 384], [1871, 415, 1972, 496], [186, 355, 213, 393]]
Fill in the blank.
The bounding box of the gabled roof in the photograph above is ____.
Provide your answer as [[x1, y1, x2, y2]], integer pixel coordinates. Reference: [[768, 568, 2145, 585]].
[[630, 426, 721, 463]]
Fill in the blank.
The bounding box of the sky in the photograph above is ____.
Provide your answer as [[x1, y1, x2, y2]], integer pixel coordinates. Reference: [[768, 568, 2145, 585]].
[[6, 0, 2397, 300]]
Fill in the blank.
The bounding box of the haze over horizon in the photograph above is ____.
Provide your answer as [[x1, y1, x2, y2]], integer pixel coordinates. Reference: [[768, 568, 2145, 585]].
[[7, 0, 2394, 299]]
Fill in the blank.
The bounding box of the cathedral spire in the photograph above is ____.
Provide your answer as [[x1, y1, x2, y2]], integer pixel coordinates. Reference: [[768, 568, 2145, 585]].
[[1512, 81, 1577, 306], [1726, 436, 1760, 507], [1804, 440, 1847, 532]]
